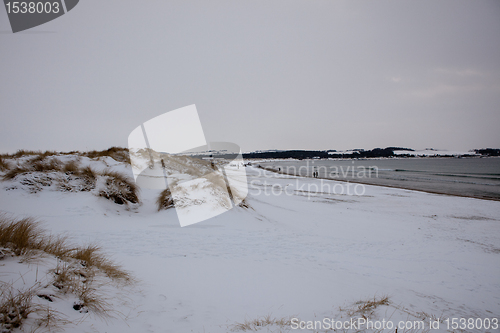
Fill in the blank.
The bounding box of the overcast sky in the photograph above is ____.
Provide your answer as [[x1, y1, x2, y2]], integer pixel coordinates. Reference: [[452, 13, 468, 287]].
[[1, 0, 499, 153]]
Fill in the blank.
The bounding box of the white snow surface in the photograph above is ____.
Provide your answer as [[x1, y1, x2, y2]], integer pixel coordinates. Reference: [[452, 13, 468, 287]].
[[1, 155, 499, 332]]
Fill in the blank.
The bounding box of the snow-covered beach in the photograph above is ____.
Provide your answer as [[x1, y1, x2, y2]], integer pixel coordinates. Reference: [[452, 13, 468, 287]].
[[1, 153, 499, 332], [2, 0, 500, 331]]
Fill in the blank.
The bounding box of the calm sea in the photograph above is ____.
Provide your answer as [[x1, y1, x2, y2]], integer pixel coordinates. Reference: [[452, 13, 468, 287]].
[[260, 158, 500, 200]]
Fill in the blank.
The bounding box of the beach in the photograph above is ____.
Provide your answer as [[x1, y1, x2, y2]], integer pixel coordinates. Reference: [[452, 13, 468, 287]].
[[1, 154, 499, 332]]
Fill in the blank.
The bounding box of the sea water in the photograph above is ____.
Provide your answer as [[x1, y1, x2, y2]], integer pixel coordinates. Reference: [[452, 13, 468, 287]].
[[261, 158, 500, 200]]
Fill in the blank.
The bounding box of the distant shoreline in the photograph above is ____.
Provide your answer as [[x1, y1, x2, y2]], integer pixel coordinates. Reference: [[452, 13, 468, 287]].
[[256, 164, 500, 202], [241, 148, 500, 160], [246, 155, 500, 162]]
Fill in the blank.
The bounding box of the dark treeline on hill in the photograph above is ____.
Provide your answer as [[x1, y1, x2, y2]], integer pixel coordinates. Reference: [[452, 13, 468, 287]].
[[242, 147, 413, 159], [243, 150, 331, 159], [474, 148, 500, 157], [242, 147, 500, 159]]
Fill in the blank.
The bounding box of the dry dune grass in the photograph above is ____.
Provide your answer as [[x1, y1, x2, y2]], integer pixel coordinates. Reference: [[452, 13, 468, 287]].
[[1, 158, 139, 205], [51, 261, 112, 317], [2, 154, 65, 179], [1, 150, 58, 159], [225, 183, 250, 209], [230, 296, 433, 333], [0, 283, 72, 332], [73, 282, 110, 316], [2, 167, 27, 181], [0, 216, 49, 256], [0, 221, 71, 262], [0, 214, 132, 332], [344, 295, 390, 319], [0, 214, 131, 282], [138, 152, 214, 177], [236, 197, 250, 209], [0, 284, 36, 331], [130, 150, 214, 177], [72, 244, 131, 281], [65, 165, 99, 192], [79, 165, 98, 181], [62, 159, 80, 173], [230, 314, 293, 332], [2, 158, 63, 181], [155, 158, 250, 211], [98, 170, 139, 205], [130, 148, 159, 163], [157, 188, 174, 211], [82, 147, 130, 163], [0, 157, 11, 172], [31, 305, 71, 332], [169, 155, 213, 177], [0, 147, 130, 164]]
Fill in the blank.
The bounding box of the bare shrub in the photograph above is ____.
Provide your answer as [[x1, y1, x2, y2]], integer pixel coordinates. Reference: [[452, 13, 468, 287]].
[[156, 188, 174, 211]]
